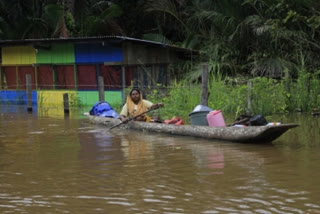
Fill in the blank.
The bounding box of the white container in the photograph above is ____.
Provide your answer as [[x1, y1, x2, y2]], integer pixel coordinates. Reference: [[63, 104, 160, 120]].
[[233, 124, 246, 127], [266, 122, 281, 126]]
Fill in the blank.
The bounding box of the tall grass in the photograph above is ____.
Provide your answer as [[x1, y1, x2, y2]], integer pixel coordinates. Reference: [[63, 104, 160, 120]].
[[286, 69, 320, 112], [119, 69, 319, 124], [145, 76, 319, 123], [206, 76, 288, 116], [250, 77, 287, 115], [207, 74, 248, 116], [147, 81, 201, 122]]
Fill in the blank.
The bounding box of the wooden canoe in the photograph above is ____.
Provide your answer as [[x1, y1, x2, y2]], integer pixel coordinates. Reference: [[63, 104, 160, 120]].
[[86, 114, 298, 143]]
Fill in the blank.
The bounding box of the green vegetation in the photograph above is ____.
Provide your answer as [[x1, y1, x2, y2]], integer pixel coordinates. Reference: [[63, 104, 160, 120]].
[[1, 0, 320, 118], [1, 0, 319, 77], [144, 67, 320, 122], [286, 69, 320, 112], [69, 93, 84, 108]]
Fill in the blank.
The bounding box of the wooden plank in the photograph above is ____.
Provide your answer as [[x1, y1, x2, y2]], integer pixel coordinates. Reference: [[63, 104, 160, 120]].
[[26, 74, 32, 112], [63, 93, 69, 114], [121, 66, 126, 100], [247, 80, 252, 115], [201, 64, 208, 106], [98, 76, 105, 101]]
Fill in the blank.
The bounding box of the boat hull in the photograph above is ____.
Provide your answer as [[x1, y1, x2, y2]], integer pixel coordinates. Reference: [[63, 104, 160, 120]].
[[87, 115, 298, 143]]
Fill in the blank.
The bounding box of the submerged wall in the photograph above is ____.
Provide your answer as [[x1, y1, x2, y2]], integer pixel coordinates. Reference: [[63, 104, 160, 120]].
[[0, 40, 172, 112], [0, 90, 122, 108], [0, 42, 125, 109]]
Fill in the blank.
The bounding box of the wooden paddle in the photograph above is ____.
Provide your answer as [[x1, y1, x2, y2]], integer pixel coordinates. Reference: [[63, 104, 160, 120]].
[[107, 105, 162, 130]]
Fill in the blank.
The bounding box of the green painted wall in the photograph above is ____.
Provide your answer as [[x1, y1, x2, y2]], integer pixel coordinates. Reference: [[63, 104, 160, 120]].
[[104, 91, 123, 106], [36, 44, 75, 64], [78, 90, 122, 107]]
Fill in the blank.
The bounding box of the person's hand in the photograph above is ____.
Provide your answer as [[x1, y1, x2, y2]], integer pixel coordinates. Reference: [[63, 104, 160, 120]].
[[157, 103, 164, 108], [120, 116, 129, 124], [151, 103, 164, 109], [134, 116, 145, 121]]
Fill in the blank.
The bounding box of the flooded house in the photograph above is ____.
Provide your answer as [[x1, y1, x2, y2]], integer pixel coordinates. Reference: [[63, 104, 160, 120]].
[[0, 36, 197, 114]]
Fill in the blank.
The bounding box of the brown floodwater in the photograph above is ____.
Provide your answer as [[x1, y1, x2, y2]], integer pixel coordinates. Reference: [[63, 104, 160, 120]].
[[0, 106, 319, 213]]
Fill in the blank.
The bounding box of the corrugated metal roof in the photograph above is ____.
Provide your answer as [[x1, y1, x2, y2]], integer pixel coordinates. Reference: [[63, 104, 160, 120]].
[[0, 36, 200, 54]]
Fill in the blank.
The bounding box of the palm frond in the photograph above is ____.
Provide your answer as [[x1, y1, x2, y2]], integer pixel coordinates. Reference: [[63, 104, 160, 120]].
[[145, 0, 189, 32], [189, 10, 235, 32], [22, 17, 48, 39], [101, 3, 123, 19], [179, 33, 199, 49], [250, 57, 297, 78]]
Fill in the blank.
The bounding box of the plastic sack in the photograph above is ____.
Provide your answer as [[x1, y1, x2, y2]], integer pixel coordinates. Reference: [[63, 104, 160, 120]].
[[89, 101, 119, 118], [249, 115, 268, 126]]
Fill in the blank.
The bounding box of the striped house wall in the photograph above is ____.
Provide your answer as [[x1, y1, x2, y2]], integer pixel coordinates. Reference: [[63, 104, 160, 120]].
[[0, 43, 124, 114]]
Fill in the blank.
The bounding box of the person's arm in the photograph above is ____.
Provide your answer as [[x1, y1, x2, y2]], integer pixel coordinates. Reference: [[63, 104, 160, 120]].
[[119, 104, 129, 123], [151, 102, 164, 109], [143, 100, 164, 109]]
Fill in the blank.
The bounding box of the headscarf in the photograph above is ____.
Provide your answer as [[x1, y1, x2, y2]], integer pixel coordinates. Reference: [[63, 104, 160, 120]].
[[126, 88, 147, 118]]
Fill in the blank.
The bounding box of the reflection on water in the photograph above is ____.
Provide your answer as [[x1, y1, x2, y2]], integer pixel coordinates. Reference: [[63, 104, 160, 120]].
[[0, 107, 319, 213]]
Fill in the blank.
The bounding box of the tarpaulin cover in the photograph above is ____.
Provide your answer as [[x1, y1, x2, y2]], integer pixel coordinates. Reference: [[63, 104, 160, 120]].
[[18, 66, 36, 90], [77, 65, 97, 90], [55, 66, 75, 89], [89, 101, 119, 118], [37, 66, 54, 89]]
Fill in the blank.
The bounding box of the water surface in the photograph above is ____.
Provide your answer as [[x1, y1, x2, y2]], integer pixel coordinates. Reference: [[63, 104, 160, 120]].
[[0, 108, 319, 213]]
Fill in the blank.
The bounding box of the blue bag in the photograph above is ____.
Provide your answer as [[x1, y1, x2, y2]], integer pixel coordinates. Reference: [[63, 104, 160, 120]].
[[89, 101, 119, 118]]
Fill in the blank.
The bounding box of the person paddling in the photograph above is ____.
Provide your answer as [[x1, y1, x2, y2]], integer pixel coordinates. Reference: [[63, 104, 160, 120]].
[[119, 88, 164, 123]]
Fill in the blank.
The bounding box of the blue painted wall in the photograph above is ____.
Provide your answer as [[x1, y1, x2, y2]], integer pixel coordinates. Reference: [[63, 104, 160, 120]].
[[75, 43, 123, 63], [0, 91, 37, 105]]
